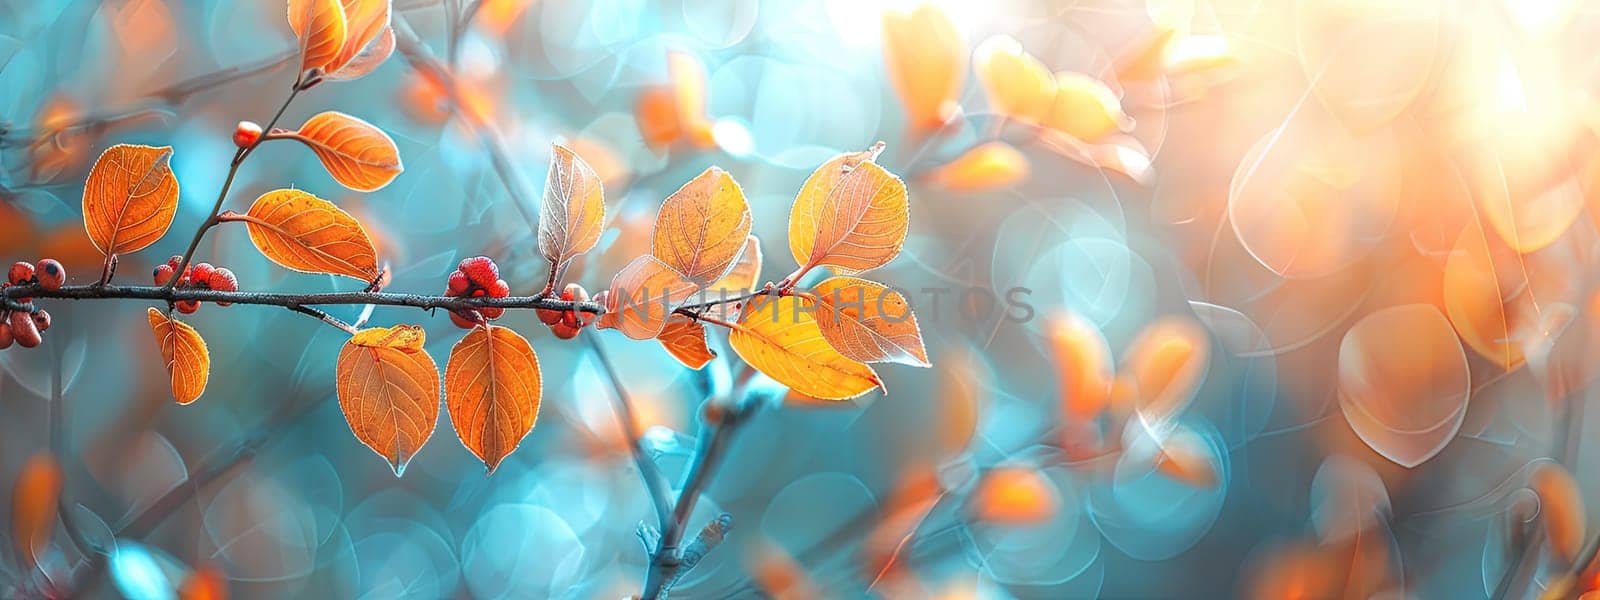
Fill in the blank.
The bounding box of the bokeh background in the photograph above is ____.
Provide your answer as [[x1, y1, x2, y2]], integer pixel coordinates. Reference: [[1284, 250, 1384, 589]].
[[5, 0, 1600, 598]]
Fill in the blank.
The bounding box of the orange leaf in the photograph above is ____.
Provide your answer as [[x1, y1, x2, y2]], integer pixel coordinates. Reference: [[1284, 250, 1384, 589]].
[[788, 146, 910, 276], [969, 465, 1058, 525], [881, 4, 966, 131], [729, 295, 883, 400], [707, 235, 762, 296], [147, 307, 209, 405], [811, 276, 928, 367], [1531, 462, 1586, 563], [11, 453, 62, 567], [1040, 72, 1131, 143], [651, 167, 752, 285], [82, 144, 180, 257], [243, 189, 381, 281], [925, 141, 1029, 192], [1154, 430, 1219, 489], [446, 324, 542, 473], [178, 563, 229, 600], [974, 35, 1056, 124], [325, 0, 391, 77], [287, 0, 348, 72], [634, 51, 715, 150], [657, 317, 715, 369], [326, 26, 393, 81], [336, 324, 440, 476], [1045, 311, 1114, 420], [595, 255, 699, 340], [538, 144, 607, 281], [291, 111, 404, 192], [1117, 316, 1209, 424]]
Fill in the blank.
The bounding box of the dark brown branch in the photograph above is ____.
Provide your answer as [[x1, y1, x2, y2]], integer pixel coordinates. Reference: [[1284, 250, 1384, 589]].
[[4, 284, 602, 316]]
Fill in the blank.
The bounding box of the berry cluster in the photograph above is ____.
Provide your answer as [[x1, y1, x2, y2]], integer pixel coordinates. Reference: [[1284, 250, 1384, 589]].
[[153, 256, 239, 314], [537, 283, 593, 340], [0, 259, 64, 349], [446, 256, 511, 329]]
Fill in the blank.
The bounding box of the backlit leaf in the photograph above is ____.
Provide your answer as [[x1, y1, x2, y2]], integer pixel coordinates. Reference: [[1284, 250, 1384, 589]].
[[657, 317, 715, 370], [287, 0, 348, 72], [729, 295, 883, 400], [446, 324, 542, 473], [924, 141, 1029, 192], [1338, 304, 1469, 468], [326, 26, 393, 81], [538, 144, 607, 281], [147, 307, 209, 405], [810, 276, 929, 367], [968, 465, 1057, 525], [974, 35, 1056, 124], [1530, 462, 1585, 563], [881, 4, 966, 131], [336, 324, 440, 476], [1045, 311, 1113, 420], [635, 51, 715, 149], [244, 189, 381, 281], [707, 235, 762, 295], [1118, 316, 1209, 426], [1040, 72, 1130, 143], [11, 453, 62, 567], [82, 144, 180, 257], [789, 149, 910, 276], [651, 167, 752, 285], [1154, 429, 1219, 489], [595, 255, 699, 340], [326, 0, 390, 77], [291, 111, 404, 192]]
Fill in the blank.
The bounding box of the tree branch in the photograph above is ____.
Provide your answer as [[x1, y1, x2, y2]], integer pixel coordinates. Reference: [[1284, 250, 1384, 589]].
[[582, 333, 673, 531], [4, 283, 602, 318]]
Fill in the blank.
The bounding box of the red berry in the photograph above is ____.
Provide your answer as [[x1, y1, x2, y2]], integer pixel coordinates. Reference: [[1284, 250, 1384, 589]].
[[536, 307, 563, 325], [31, 310, 49, 332], [0, 322, 12, 349], [446, 271, 470, 296], [154, 264, 175, 286], [480, 306, 504, 320], [35, 259, 64, 290], [190, 262, 215, 286], [489, 279, 511, 299], [175, 300, 199, 314], [166, 255, 183, 268], [551, 320, 580, 340], [458, 256, 499, 288], [449, 309, 482, 329], [209, 268, 238, 306], [233, 121, 263, 148], [8, 261, 34, 285], [10, 311, 39, 348]]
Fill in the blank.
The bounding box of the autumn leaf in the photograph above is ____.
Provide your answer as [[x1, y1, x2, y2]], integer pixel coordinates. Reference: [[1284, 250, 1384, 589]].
[[651, 167, 753, 285], [82, 144, 180, 257], [1531, 462, 1585, 563], [324, 0, 392, 80], [789, 147, 910, 276], [974, 35, 1056, 125], [1040, 72, 1131, 143], [657, 317, 715, 369], [708, 235, 763, 295], [289, 111, 403, 191], [446, 324, 542, 473], [147, 307, 209, 405], [924, 141, 1029, 192], [636, 51, 715, 150], [11, 453, 62, 567], [288, 0, 348, 73], [729, 295, 883, 400], [969, 466, 1057, 525], [538, 144, 607, 283], [336, 324, 440, 476], [178, 563, 229, 600], [810, 276, 929, 367], [881, 4, 966, 131], [243, 189, 381, 281], [595, 255, 699, 340], [1045, 311, 1113, 420]]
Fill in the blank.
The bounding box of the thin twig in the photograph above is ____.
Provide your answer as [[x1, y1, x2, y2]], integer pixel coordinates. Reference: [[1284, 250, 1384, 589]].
[[582, 332, 673, 530], [5, 283, 601, 315]]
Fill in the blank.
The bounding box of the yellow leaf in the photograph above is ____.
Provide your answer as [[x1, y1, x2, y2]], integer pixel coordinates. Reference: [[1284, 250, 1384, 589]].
[[538, 144, 607, 280], [1040, 72, 1130, 143], [287, 0, 348, 72], [147, 307, 209, 405], [1531, 462, 1585, 563], [657, 316, 716, 369], [82, 144, 179, 257], [291, 111, 404, 192], [596, 255, 699, 340], [811, 276, 929, 367], [925, 141, 1029, 192], [651, 167, 752, 285], [708, 235, 762, 296], [11, 453, 61, 568], [243, 189, 381, 281], [974, 35, 1056, 124], [729, 295, 883, 400], [326, 0, 390, 77], [788, 148, 910, 276], [446, 324, 542, 473], [336, 324, 440, 476], [881, 4, 966, 131]]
